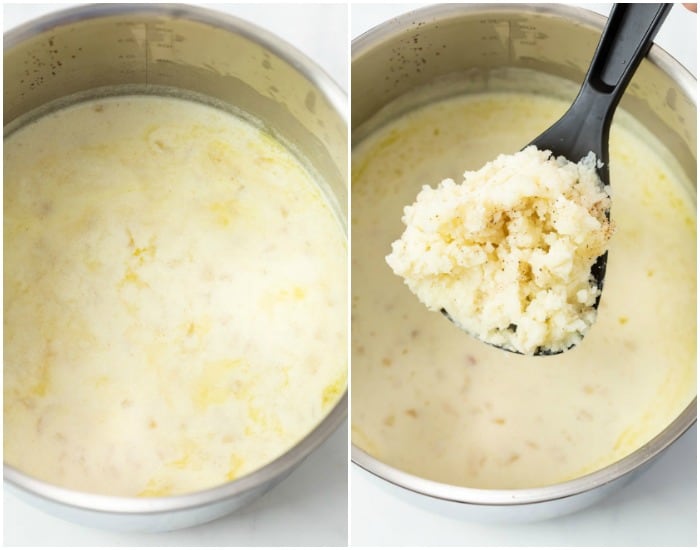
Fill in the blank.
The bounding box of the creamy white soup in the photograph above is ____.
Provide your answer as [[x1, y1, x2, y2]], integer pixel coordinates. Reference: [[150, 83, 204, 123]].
[[4, 95, 347, 497], [351, 92, 695, 489]]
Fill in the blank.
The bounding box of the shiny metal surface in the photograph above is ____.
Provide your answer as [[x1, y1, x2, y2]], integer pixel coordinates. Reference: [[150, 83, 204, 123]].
[[351, 3, 696, 522], [4, 4, 347, 532]]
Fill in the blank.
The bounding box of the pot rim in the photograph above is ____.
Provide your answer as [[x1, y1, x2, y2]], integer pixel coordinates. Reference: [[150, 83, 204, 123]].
[[3, 3, 348, 515], [351, 2, 697, 507]]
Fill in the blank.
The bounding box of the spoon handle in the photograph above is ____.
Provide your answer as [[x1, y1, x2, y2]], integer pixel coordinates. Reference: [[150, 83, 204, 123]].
[[532, 4, 672, 173], [583, 3, 671, 116]]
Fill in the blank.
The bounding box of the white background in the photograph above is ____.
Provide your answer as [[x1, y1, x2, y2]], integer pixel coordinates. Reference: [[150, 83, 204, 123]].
[[350, 3, 697, 547], [3, 3, 348, 547]]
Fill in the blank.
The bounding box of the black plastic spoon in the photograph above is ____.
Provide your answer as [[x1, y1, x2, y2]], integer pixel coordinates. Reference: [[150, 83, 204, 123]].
[[530, 3, 671, 302], [443, 3, 673, 356]]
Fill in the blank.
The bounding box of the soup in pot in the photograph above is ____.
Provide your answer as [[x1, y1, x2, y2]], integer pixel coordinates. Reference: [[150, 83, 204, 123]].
[[351, 92, 695, 489], [4, 95, 347, 497]]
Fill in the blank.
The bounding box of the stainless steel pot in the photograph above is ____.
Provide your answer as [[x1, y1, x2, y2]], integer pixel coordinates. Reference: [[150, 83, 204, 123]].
[[351, 3, 696, 522], [4, 4, 347, 532]]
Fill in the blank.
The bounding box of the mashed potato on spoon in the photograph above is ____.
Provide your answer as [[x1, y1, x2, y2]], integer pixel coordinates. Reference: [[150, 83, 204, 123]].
[[386, 146, 613, 355]]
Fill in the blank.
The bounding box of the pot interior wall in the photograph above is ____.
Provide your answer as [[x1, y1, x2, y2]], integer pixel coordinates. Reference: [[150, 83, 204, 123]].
[[4, 5, 347, 222]]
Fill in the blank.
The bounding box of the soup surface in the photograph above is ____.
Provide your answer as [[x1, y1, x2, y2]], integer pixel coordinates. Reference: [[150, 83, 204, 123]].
[[4, 95, 347, 497], [351, 92, 695, 489]]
